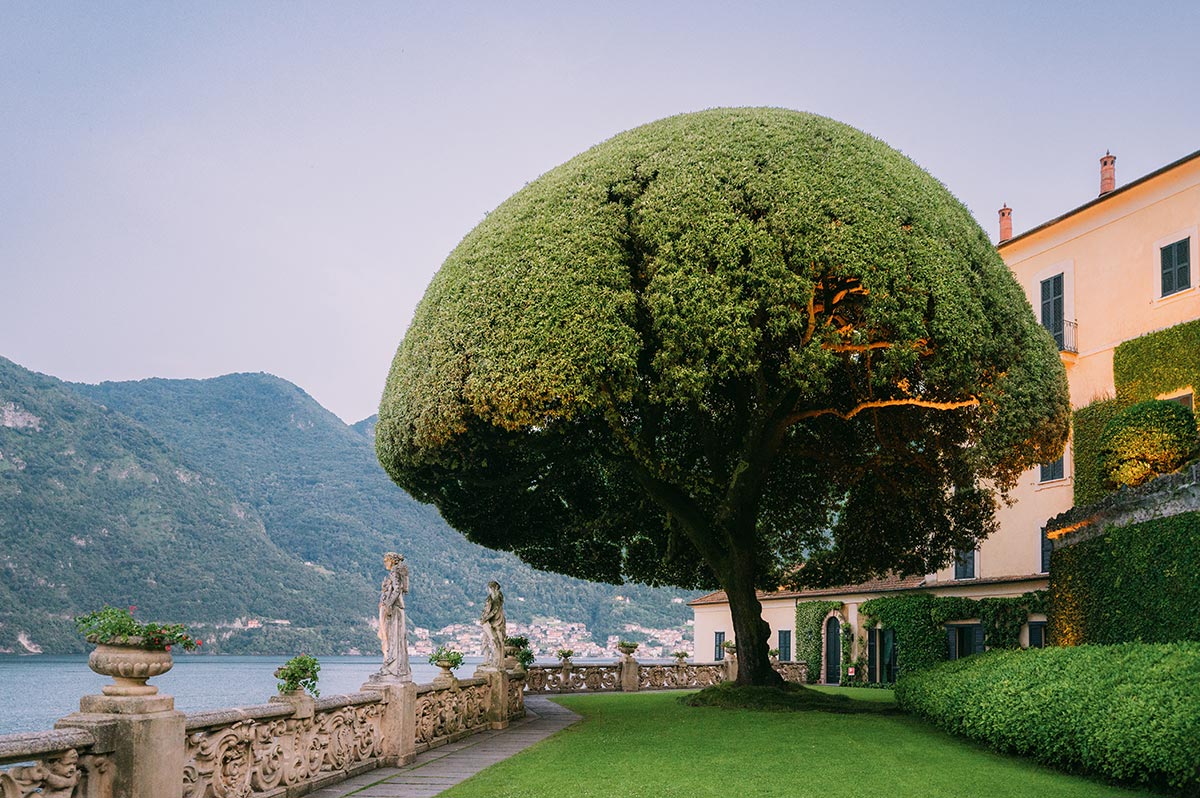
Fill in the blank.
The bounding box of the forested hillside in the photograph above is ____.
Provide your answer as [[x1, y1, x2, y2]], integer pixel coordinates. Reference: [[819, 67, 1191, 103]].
[[79, 374, 694, 640], [0, 357, 372, 654]]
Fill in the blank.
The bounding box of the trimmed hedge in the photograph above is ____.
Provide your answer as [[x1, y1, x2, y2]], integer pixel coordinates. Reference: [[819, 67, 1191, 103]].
[[895, 644, 1200, 795], [1071, 398, 1126, 507], [1098, 399, 1197, 489], [1113, 317, 1200, 405], [1074, 319, 1200, 505], [1048, 511, 1200, 646]]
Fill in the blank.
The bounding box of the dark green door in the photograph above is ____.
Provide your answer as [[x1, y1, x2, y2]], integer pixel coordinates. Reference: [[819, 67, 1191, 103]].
[[825, 617, 841, 684]]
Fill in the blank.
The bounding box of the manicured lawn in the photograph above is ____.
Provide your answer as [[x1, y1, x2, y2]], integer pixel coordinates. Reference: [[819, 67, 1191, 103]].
[[442, 689, 1145, 798]]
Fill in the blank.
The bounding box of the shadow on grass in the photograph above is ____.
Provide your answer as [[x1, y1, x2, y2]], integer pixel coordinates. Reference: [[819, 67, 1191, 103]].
[[681, 682, 905, 715]]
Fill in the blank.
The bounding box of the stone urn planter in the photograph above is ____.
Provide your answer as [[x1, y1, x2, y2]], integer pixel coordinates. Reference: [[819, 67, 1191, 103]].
[[87, 636, 173, 696], [432, 659, 458, 689]]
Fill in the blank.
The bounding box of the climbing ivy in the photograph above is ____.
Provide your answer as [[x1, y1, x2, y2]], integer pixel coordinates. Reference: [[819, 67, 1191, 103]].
[[860, 592, 1047, 677], [1048, 511, 1200, 646], [1073, 318, 1200, 506], [794, 600, 841, 683]]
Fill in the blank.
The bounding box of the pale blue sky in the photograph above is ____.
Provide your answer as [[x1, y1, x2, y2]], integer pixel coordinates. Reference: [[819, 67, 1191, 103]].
[[2, 1, 1198, 422]]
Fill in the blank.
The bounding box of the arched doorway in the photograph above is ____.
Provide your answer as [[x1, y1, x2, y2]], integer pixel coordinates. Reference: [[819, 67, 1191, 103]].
[[824, 616, 841, 684]]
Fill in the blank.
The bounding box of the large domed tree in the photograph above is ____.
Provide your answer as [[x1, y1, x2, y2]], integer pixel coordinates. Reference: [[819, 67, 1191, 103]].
[[377, 109, 1069, 686]]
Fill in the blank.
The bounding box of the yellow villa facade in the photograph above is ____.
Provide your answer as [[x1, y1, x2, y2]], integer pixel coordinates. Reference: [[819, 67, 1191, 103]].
[[691, 148, 1200, 682]]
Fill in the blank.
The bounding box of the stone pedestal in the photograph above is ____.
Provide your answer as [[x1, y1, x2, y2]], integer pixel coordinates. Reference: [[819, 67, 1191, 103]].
[[724, 653, 738, 682], [57, 693, 184, 798], [361, 677, 416, 766], [269, 690, 315, 719], [475, 666, 510, 729], [619, 655, 640, 692]]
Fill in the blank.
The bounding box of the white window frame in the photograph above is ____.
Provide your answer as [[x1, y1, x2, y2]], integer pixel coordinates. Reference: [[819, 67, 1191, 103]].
[[1151, 226, 1198, 304]]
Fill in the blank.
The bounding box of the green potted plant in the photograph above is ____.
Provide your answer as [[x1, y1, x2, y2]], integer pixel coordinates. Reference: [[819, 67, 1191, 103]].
[[617, 640, 639, 657], [429, 646, 464, 688], [274, 654, 321, 697], [505, 635, 535, 671], [556, 648, 575, 666], [722, 639, 737, 657], [672, 650, 689, 665], [75, 605, 200, 696]]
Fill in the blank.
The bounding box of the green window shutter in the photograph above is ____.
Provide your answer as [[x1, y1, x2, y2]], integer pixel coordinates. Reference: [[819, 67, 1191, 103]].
[[973, 624, 985, 654], [867, 629, 878, 682], [946, 627, 957, 660], [1163, 239, 1191, 296]]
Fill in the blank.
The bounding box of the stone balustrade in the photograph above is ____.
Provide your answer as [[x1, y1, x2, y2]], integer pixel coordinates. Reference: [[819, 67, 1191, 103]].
[[2, 654, 803, 798], [0, 728, 115, 797], [2, 667, 525, 798]]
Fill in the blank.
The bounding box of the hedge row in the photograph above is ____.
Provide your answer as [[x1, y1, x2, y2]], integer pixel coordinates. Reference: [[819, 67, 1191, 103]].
[[1074, 319, 1200, 506], [1113, 317, 1200, 405], [1048, 511, 1200, 646], [895, 644, 1200, 795]]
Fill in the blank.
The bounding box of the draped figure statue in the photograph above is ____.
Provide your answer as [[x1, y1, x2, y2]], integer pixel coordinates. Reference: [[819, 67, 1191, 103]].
[[478, 580, 506, 669], [376, 551, 411, 680]]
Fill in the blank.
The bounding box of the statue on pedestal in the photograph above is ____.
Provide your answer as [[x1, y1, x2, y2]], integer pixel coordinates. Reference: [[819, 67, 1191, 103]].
[[478, 580, 506, 670], [374, 551, 411, 681]]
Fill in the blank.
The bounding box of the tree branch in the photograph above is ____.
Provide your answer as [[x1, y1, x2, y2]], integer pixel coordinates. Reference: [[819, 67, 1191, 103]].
[[786, 397, 979, 425]]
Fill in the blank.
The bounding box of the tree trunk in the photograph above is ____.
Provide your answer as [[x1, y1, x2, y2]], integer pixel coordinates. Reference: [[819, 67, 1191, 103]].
[[723, 558, 784, 687]]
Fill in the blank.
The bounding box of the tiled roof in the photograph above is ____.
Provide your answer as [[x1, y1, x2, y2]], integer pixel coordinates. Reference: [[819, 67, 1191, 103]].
[[686, 572, 1049, 606], [687, 573, 927, 606]]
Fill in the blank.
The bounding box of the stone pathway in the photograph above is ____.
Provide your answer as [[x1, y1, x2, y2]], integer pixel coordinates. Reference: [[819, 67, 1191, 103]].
[[310, 696, 580, 798]]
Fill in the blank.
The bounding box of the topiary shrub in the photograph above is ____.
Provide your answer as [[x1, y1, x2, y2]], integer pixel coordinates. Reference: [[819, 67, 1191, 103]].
[[1098, 399, 1197, 490], [895, 644, 1200, 795]]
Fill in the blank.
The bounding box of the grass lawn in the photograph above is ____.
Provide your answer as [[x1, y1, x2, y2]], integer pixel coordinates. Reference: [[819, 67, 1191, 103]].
[[441, 688, 1145, 798]]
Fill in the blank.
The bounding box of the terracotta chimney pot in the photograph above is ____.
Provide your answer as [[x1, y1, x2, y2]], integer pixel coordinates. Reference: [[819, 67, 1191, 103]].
[[1100, 151, 1116, 195]]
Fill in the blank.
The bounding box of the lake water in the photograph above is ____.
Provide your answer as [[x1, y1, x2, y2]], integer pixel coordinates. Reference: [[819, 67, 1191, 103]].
[[0, 654, 465, 735]]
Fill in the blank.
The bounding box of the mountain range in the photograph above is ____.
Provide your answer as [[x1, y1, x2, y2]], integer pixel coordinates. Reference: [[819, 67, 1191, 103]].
[[0, 356, 694, 654]]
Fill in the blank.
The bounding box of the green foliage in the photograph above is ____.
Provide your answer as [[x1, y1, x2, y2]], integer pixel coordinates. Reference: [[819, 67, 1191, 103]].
[[1071, 398, 1127, 506], [274, 653, 320, 697], [1113, 317, 1200, 405], [505, 635, 535, 668], [76, 605, 200, 651], [1049, 511, 1200, 646], [556, 648, 576, 660], [895, 644, 1200, 795], [1098, 400, 1197, 489], [681, 682, 901, 714], [377, 107, 1069, 600], [860, 592, 1047, 676], [794, 601, 842, 683], [429, 646, 465, 669], [1072, 318, 1200, 506]]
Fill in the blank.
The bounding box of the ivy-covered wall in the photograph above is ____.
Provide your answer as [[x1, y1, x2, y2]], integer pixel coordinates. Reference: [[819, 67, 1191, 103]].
[[1074, 319, 1200, 506], [859, 592, 1046, 678], [1048, 511, 1200, 646], [1112, 318, 1200, 405], [794, 600, 841, 684]]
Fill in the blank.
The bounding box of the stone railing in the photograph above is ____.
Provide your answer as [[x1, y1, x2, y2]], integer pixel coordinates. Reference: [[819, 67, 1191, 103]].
[[17, 664, 526, 798], [0, 728, 115, 798], [522, 657, 808, 694], [181, 691, 385, 798], [524, 663, 622, 694], [413, 678, 490, 753]]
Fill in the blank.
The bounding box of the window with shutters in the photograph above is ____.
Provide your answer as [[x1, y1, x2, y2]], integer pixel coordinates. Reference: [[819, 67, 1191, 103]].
[[953, 548, 975, 580], [714, 631, 725, 661], [1162, 238, 1191, 297], [946, 623, 984, 660], [1028, 622, 1047, 649], [1039, 456, 1065, 483], [1041, 273, 1065, 349], [777, 630, 791, 662], [1041, 525, 1052, 573]]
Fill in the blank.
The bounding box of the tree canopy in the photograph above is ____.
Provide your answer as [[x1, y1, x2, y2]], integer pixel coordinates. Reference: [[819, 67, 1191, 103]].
[[377, 108, 1069, 683]]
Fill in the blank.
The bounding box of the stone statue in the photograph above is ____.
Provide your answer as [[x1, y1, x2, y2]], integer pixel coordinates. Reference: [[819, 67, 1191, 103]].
[[375, 551, 410, 681], [478, 580, 506, 669], [4, 748, 80, 797]]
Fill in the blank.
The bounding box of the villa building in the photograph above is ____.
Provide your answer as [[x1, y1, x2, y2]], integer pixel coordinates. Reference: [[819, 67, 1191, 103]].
[[691, 148, 1200, 682]]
